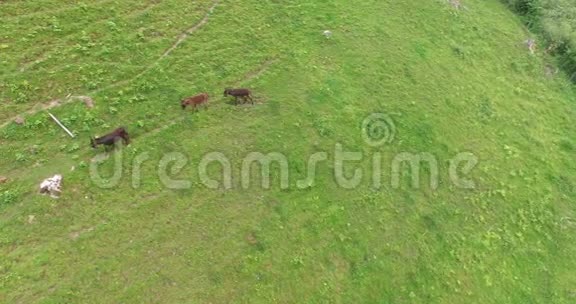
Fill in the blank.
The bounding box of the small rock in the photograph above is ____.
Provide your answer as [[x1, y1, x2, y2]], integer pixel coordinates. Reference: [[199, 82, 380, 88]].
[[14, 116, 25, 125], [83, 97, 95, 108], [0, 176, 7, 184], [545, 65, 558, 78], [39, 174, 63, 199], [29, 145, 40, 155], [27, 215, 35, 224], [246, 232, 259, 245]]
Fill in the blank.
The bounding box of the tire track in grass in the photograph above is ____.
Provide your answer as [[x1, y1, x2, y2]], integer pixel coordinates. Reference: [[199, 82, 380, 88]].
[[0, 0, 220, 130], [233, 58, 279, 86]]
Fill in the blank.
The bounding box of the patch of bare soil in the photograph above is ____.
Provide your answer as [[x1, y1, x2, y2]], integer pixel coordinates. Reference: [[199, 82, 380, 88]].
[[69, 227, 95, 240], [1, 95, 96, 129]]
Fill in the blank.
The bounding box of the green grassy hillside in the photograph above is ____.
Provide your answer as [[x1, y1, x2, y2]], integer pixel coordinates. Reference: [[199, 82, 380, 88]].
[[1, 0, 576, 302]]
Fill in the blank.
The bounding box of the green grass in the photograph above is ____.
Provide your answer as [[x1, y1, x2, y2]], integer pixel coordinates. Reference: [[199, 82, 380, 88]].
[[1, 0, 576, 302]]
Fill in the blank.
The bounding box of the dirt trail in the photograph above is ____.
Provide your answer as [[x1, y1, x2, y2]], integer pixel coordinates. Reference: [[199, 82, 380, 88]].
[[0, 95, 94, 129], [161, 1, 220, 60], [235, 59, 278, 86]]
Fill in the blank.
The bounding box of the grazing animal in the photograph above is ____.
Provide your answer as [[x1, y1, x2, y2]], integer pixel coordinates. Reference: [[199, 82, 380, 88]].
[[181, 93, 209, 111], [90, 127, 130, 151], [224, 88, 253, 104], [39, 174, 63, 198]]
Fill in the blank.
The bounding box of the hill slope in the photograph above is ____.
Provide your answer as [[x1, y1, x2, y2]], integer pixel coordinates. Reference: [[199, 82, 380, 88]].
[[1, 0, 576, 302]]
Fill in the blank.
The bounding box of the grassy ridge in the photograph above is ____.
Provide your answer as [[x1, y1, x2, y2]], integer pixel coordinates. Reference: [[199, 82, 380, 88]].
[[1, 0, 576, 302]]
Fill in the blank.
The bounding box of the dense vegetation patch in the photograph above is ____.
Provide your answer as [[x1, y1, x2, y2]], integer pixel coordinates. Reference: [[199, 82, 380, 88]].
[[504, 0, 576, 80]]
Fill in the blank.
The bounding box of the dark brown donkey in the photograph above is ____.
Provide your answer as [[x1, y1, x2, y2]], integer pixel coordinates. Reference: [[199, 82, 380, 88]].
[[224, 88, 253, 104], [90, 127, 130, 151], [181, 93, 209, 111]]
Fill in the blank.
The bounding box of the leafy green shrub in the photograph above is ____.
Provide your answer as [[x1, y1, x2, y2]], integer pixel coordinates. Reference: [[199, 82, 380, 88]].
[[0, 190, 18, 207]]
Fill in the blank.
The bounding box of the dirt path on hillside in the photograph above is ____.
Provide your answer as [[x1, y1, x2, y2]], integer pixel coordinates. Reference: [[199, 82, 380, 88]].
[[0, 95, 94, 129], [1, 0, 221, 129]]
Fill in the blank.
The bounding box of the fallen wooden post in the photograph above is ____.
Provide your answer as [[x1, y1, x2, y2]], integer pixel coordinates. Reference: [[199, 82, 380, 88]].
[[48, 112, 75, 138]]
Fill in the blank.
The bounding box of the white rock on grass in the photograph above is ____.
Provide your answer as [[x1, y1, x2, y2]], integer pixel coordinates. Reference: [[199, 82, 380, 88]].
[[39, 174, 63, 198]]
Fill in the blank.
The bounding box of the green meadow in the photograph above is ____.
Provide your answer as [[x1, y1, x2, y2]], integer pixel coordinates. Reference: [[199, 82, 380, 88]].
[[1, 0, 576, 302]]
